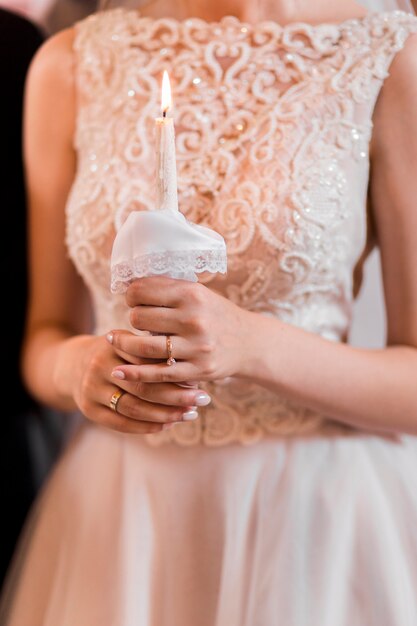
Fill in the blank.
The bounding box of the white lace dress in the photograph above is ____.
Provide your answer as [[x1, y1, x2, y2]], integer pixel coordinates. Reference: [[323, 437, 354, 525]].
[[3, 9, 417, 626]]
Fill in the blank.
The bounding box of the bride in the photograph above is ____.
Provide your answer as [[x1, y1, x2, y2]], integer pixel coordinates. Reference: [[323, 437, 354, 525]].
[[2, 0, 417, 624]]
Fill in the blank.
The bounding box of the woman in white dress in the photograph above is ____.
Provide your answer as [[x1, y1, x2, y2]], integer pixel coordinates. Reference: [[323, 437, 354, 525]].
[[1, 0, 417, 624]]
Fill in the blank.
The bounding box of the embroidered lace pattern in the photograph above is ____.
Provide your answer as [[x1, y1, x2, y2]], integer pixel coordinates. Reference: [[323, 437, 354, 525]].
[[66, 9, 417, 446], [111, 249, 228, 293]]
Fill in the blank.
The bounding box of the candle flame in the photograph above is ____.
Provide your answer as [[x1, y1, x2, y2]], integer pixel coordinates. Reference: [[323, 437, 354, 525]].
[[161, 70, 172, 114]]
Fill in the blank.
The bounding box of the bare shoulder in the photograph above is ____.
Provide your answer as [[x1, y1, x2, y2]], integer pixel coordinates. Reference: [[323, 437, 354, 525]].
[[24, 27, 77, 150], [372, 32, 417, 162], [374, 33, 417, 120], [27, 27, 76, 94], [387, 31, 417, 87]]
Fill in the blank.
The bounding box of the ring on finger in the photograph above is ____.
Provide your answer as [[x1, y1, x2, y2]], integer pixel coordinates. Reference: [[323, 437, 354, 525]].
[[110, 389, 125, 413], [166, 335, 176, 366]]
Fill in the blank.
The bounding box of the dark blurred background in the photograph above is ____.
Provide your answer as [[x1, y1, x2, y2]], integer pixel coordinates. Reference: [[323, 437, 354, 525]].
[[0, 0, 98, 590], [0, 0, 97, 34]]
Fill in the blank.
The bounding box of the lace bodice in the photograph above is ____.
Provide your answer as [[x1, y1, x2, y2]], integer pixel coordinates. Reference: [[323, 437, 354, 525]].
[[67, 9, 417, 446]]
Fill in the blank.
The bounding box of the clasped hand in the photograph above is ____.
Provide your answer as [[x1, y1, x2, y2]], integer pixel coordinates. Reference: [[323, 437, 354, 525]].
[[110, 277, 248, 384], [69, 277, 250, 435]]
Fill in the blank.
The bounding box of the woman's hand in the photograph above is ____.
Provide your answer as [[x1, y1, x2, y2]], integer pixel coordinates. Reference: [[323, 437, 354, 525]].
[[53, 334, 211, 434], [108, 277, 252, 384]]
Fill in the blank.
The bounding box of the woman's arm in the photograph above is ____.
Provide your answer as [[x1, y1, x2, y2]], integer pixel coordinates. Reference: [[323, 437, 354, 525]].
[[22, 27, 92, 411], [22, 31, 205, 430], [242, 35, 417, 434], [111, 36, 417, 435]]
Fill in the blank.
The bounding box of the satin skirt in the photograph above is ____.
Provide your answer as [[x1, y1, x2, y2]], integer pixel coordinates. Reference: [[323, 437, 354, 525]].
[[2, 423, 417, 626]]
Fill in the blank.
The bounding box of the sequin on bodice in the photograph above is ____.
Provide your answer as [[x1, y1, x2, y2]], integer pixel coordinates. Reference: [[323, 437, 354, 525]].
[[66, 9, 417, 445]]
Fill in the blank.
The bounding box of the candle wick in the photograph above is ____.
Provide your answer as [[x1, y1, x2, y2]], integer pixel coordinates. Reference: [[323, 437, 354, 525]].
[[163, 110, 167, 118]]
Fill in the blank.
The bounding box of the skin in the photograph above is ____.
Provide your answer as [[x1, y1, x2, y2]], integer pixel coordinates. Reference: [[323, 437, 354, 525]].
[[23, 0, 417, 436]]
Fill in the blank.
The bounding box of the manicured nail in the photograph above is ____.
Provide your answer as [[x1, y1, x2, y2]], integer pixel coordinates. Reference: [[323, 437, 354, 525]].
[[111, 370, 125, 380], [106, 333, 114, 344], [182, 409, 198, 421], [194, 392, 211, 407]]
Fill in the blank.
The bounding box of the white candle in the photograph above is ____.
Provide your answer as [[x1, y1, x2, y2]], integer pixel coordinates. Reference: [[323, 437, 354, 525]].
[[155, 71, 179, 212]]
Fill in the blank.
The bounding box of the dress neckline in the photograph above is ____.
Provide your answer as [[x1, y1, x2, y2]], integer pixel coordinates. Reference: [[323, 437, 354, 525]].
[[120, 8, 406, 32]]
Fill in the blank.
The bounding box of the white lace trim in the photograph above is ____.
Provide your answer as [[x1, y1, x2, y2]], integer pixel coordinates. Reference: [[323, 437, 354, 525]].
[[111, 249, 227, 293]]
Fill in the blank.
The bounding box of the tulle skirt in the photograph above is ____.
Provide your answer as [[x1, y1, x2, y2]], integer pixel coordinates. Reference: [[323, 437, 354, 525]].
[[2, 423, 417, 626]]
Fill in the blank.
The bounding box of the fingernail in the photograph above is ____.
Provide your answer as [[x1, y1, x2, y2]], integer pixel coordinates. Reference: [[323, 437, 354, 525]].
[[194, 392, 211, 407], [182, 409, 198, 421], [106, 333, 114, 344], [111, 370, 125, 380], [163, 423, 175, 430]]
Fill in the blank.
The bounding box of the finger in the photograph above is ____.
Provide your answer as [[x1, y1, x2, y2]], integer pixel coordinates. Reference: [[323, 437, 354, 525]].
[[129, 305, 182, 334], [95, 406, 167, 435], [117, 380, 211, 408], [112, 350, 161, 366], [111, 346, 161, 366], [102, 387, 187, 423], [109, 331, 190, 361], [126, 277, 190, 308], [106, 330, 173, 365], [111, 362, 200, 384], [176, 382, 200, 388]]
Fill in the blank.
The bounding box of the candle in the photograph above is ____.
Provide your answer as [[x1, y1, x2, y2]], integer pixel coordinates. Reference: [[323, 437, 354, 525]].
[[111, 69, 227, 294], [155, 71, 179, 212]]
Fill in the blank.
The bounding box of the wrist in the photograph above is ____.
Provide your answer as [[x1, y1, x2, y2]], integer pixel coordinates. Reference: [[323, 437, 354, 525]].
[[236, 310, 265, 379], [236, 312, 286, 384], [53, 334, 97, 403]]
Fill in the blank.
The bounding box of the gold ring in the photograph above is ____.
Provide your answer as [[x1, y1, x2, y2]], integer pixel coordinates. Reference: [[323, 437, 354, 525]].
[[110, 389, 125, 413], [166, 335, 176, 366]]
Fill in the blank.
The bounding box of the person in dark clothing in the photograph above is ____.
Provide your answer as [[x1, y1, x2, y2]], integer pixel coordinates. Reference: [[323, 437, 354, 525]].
[[0, 8, 63, 588]]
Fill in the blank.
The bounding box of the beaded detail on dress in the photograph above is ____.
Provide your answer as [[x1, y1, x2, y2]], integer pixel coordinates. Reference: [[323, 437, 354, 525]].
[[66, 9, 417, 446]]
